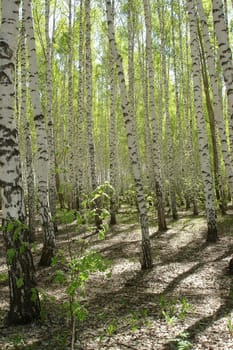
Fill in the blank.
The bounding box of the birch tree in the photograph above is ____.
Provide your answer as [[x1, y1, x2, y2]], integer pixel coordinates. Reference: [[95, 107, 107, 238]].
[[0, 0, 40, 325], [196, 0, 233, 201], [76, 0, 85, 211], [20, 23, 36, 241], [23, 0, 55, 266], [212, 0, 233, 151], [109, 1, 118, 225], [157, 0, 178, 220], [143, 0, 167, 231], [187, 0, 218, 242], [85, 0, 103, 230], [45, 0, 57, 224], [106, 0, 152, 269]]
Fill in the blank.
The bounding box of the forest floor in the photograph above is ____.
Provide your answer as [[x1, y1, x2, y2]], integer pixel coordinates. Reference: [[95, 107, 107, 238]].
[[1, 206, 233, 349]]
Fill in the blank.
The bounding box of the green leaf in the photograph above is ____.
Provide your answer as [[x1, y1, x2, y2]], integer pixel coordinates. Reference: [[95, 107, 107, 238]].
[[0, 273, 8, 282], [31, 288, 38, 302], [7, 221, 15, 232], [51, 255, 59, 266], [16, 277, 24, 288], [7, 248, 16, 264], [54, 270, 66, 284], [19, 242, 28, 254], [72, 302, 88, 321]]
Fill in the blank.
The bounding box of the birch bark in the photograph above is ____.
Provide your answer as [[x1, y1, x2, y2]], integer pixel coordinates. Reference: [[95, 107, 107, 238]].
[[143, 0, 167, 231], [23, 0, 55, 266], [187, 0, 218, 242], [106, 0, 152, 269], [0, 0, 40, 325]]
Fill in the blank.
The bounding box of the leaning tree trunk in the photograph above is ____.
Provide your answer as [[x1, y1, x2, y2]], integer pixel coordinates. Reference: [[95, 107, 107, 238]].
[[212, 0, 233, 152], [187, 0, 218, 242], [0, 0, 40, 325], [23, 0, 55, 266], [196, 0, 233, 199], [199, 32, 227, 214], [106, 0, 152, 269]]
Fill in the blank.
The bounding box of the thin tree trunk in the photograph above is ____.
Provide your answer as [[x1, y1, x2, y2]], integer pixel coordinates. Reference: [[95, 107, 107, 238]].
[[76, 0, 84, 211], [109, 2, 118, 226], [158, 1, 178, 220], [20, 24, 36, 241], [67, 0, 76, 209], [198, 27, 227, 214], [85, 0, 102, 230], [143, 0, 167, 231], [23, 0, 55, 266], [212, 0, 233, 152], [196, 0, 233, 199], [187, 0, 218, 242], [45, 0, 57, 227], [106, 0, 152, 269]]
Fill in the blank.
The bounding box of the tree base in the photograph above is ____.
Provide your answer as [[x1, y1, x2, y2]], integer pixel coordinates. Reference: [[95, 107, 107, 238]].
[[140, 239, 153, 270], [206, 226, 218, 243], [4, 307, 40, 326], [39, 246, 54, 267], [110, 213, 117, 225]]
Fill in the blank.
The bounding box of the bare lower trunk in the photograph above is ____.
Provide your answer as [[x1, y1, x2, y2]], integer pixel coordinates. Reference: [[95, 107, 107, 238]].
[[3, 223, 40, 325], [156, 181, 167, 231]]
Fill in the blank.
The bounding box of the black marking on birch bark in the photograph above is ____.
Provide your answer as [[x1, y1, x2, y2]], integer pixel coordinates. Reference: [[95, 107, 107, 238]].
[[0, 41, 13, 59], [0, 71, 12, 85], [34, 114, 44, 121]]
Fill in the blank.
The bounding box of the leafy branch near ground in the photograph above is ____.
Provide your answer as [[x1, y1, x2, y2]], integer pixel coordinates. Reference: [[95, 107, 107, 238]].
[[51, 207, 111, 349]]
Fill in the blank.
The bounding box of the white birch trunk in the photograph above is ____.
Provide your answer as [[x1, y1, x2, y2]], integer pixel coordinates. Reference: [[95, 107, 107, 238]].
[[109, 5, 118, 226], [20, 23, 36, 241], [187, 0, 218, 242], [212, 0, 233, 151], [196, 0, 233, 198], [143, 0, 167, 231], [85, 0, 97, 190], [67, 0, 76, 208], [23, 0, 55, 266], [45, 0, 57, 224], [76, 0, 84, 210], [157, 1, 178, 220], [0, 0, 40, 325], [106, 0, 152, 269]]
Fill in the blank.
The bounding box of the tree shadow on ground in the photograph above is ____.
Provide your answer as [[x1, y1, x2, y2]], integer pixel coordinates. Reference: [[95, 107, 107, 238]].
[[164, 277, 233, 349]]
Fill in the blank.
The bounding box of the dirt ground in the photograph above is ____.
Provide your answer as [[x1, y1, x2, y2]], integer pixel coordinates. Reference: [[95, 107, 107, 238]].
[[1, 207, 233, 349]]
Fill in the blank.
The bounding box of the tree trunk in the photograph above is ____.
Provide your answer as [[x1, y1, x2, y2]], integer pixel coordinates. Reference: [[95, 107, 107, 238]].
[[197, 0, 233, 200], [109, 6, 118, 226], [106, 0, 152, 269], [0, 0, 40, 325], [20, 24, 36, 241], [187, 0, 218, 242], [143, 0, 167, 232], [23, 0, 55, 266], [45, 0, 57, 227], [85, 0, 102, 231], [212, 0, 233, 152], [157, 0, 178, 221]]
